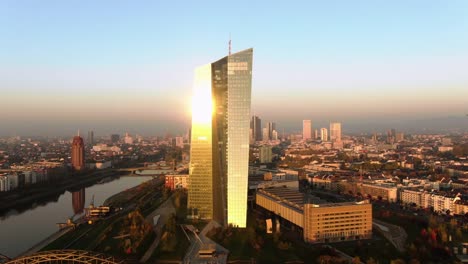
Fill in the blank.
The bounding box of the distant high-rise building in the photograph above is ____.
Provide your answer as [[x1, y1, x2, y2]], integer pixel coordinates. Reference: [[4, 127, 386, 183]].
[[110, 134, 120, 143], [87, 131, 94, 146], [303, 120, 312, 140], [188, 48, 253, 227], [329, 122, 342, 143], [396, 132, 404, 142], [175, 136, 184, 148], [263, 127, 269, 141], [250, 115, 262, 141], [387, 129, 396, 144], [314, 129, 318, 140], [320, 128, 328, 141], [259, 145, 273, 163], [124, 132, 133, 144], [267, 122, 275, 140], [272, 130, 278, 141], [71, 133, 85, 171]]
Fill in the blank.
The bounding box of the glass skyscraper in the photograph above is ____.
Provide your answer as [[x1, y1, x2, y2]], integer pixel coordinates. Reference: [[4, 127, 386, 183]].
[[188, 48, 253, 228]]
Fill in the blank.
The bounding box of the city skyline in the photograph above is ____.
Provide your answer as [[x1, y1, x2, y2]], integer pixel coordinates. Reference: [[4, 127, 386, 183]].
[[1, 1, 468, 136], [1, 1, 468, 263]]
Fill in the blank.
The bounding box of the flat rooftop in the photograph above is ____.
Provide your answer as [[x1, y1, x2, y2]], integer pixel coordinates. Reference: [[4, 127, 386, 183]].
[[259, 187, 305, 205], [258, 187, 369, 209], [309, 200, 370, 208]]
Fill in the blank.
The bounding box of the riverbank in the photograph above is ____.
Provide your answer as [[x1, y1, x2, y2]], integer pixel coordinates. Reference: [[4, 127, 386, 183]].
[[18, 226, 74, 257], [0, 176, 154, 259], [103, 175, 162, 207], [35, 176, 166, 261], [0, 169, 118, 216]]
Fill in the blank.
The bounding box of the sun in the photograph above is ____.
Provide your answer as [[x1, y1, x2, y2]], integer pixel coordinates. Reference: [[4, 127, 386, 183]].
[[191, 64, 213, 125]]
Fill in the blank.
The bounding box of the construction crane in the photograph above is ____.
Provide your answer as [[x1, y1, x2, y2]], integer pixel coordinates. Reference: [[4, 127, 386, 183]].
[[89, 194, 95, 208]]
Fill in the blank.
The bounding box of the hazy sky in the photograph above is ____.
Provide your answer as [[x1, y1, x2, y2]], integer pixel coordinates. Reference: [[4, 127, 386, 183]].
[[1, 1, 468, 136]]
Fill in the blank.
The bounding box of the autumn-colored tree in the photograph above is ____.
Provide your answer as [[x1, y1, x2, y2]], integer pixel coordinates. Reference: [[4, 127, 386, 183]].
[[351, 256, 361, 264], [390, 259, 406, 264], [408, 259, 421, 264]]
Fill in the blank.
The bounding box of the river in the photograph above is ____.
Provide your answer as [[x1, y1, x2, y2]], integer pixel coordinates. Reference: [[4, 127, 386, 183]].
[[0, 175, 151, 258]]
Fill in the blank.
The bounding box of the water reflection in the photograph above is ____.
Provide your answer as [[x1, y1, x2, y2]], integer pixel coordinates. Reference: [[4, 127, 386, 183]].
[[71, 189, 85, 215], [0, 176, 151, 258]]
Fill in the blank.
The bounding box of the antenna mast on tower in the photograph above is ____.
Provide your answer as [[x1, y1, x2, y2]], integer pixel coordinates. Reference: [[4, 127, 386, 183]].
[[228, 34, 231, 55]]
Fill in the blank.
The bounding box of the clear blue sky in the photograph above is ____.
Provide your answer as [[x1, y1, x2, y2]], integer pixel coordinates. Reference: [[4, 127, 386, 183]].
[[1, 0, 467, 136]]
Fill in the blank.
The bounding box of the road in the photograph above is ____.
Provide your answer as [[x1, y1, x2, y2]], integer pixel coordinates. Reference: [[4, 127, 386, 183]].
[[139, 194, 176, 263]]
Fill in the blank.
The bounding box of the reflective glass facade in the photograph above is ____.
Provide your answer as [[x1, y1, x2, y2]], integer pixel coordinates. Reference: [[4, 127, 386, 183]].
[[226, 49, 252, 227], [188, 64, 214, 219], [188, 49, 253, 227]]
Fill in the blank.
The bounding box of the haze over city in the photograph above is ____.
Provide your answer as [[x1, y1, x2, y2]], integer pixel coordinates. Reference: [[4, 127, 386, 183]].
[[2, 1, 468, 264], [1, 0, 468, 136]]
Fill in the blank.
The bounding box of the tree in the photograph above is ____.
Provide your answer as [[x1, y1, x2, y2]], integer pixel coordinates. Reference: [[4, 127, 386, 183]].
[[366, 257, 377, 264], [318, 255, 332, 264], [408, 243, 418, 258], [455, 228, 463, 242], [163, 187, 171, 200], [351, 256, 361, 264], [277, 241, 290, 250], [428, 215, 438, 229], [440, 227, 449, 243]]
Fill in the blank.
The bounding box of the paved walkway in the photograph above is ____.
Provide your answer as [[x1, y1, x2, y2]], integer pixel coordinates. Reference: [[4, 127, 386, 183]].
[[373, 218, 407, 252], [139, 194, 176, 263], [183, 220, 229, 264]]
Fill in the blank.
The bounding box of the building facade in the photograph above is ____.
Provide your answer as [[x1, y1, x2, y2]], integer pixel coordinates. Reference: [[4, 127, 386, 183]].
[[399, 189, 465, 215], [0, 176, 10, 192], [303, 120, 312, 140], [256, 188, 372, 243], [251, 115, 262, 142], [329, 122, 342, 143], [71, 135, 85, 171], [262, 127, 269, 141], [188, 48, 253, 227], [267, 122, 276, 140], [303, 201, 372, 243], [259, 145, 273, 163], [87, 130, 94, 146], [165, 174, 189, 190], [320, 128, 328, 141]]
